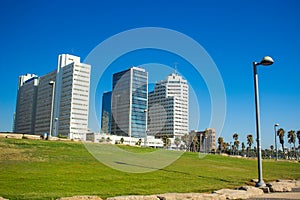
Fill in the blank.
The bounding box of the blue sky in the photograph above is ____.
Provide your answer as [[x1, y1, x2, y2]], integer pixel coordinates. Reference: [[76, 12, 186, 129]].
[[0, 0, 299, 148]]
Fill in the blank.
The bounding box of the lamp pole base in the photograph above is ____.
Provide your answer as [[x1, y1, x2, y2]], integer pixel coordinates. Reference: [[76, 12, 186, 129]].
[[255, 181, 265, 187]]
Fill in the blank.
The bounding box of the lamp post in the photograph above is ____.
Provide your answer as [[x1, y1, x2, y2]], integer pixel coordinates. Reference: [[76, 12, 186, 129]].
[[144, 109, 148, 147], [274, 123, 279, 161], [253, 56, 274, 187], [49, 81, 55, 139]]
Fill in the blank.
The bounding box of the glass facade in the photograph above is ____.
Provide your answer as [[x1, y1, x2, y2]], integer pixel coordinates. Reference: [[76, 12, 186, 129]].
[[101, 91, 112, 134], [111, 67, 148, 138]]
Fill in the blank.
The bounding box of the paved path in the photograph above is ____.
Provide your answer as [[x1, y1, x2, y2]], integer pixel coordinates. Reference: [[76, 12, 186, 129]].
[[250, 188, 300, 200]]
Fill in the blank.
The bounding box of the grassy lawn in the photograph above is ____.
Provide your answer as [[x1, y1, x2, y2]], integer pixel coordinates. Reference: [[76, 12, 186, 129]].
[[0, 138, 299, 199]]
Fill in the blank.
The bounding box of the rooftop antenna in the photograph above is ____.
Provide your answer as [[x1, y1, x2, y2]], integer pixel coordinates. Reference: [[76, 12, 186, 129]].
[[71, 48, 74, 55], [174, 62, 178, 75]]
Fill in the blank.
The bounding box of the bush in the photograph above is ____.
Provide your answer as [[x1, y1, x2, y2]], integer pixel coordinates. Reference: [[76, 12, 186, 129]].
[[58, 134, 68, 139]]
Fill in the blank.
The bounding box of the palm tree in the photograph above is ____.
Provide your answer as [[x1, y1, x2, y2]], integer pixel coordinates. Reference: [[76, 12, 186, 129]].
[[233, 133, 239, 155], [288, 130, 296, 158], [270, 145, 274, 158], [297, 130, 300, 149], [162, 135, 171, 149], [234, 140, 240, 155], [174, 137, 181, 150], [181, 134, 190, 150], [241, 142, 245, 156], [217, 137, 224, 153], [247, 134, 253, 157], [222, 142, 229, 154], [277, 128, 285, 152]]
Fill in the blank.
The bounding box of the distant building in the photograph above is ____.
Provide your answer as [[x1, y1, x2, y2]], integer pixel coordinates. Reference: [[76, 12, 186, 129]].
[[111, 67, 148, 138], [14, 54, 91, 140], [14, 74, 39, 134], [148, 73, 189, 138], [189, 128, 216, 153], [101, 91, 112, 134]]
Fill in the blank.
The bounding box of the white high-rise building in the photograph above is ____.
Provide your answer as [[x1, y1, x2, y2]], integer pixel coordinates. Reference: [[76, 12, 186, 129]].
[[52, 54, 91, 140], [14, 54, 91, 140], [148, 73, 188, 138]]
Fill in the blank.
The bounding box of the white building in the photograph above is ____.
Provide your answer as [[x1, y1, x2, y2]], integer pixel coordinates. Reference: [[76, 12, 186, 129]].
[[86, 133, 164, 148], [53, 54, 91, 140], [14, 54, 91, 140], [148, 73, 189, 138]]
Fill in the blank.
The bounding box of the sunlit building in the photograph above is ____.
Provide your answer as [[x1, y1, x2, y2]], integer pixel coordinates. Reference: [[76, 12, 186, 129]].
[[111, 67, 148, 138], [148, 73, 189, 138], [14, 54, 91, 140]]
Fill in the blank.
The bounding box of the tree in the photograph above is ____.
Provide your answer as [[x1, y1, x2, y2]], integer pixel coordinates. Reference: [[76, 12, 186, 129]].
[[161, 135, 171, 149], [174, 137, 181, 150], [222, 142, 229, 154], [277, 128, 285, 152], [181, 134, 190, 150], [106, 137, 111, 143], [297, 130, 300, 149], [241, 142, 245, 156], [233, 133, 239, 155], [234, 140, 240, 155], [247, 134, 253, 157], [288, 130, 296, 158], [217, 137, 224, 153], [270, 145, 274, 158], [135, 138, 142, 146]]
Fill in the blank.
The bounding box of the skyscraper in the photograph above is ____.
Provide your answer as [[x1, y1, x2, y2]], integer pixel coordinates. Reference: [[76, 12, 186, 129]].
[[148, 73, 189, 138], [14, 74, 39, 134], [14, 54, 91, 140], [101, 91, 112, 134], [111, 67, 148, 138]]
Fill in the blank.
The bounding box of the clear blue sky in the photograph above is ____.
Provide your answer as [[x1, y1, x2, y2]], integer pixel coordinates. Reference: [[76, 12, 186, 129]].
[[0, 0, 299, 148]]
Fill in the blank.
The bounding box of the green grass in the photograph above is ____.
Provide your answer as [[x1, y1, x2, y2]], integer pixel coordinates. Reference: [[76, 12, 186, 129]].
[[0, 138, 299, 199]]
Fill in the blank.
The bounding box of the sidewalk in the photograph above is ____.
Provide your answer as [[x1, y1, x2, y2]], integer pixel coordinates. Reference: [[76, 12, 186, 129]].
[[250, 187, 300, 200]]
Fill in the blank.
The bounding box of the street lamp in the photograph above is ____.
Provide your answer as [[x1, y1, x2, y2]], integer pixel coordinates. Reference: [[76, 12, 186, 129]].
[[274, 123, 279, 161], [253, 56, 274, 187], [144, 109, 148, 147], [49, 81, 55, 139]]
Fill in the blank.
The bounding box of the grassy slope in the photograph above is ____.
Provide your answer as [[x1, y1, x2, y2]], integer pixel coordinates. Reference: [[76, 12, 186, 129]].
[[0, 138, 299, 199]]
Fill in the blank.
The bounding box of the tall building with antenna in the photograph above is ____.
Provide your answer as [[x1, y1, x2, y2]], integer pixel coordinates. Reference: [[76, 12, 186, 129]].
[[148, 73, 189, 138]]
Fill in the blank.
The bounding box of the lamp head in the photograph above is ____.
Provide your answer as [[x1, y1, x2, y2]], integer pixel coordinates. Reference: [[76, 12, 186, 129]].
[[259, 56, 274, 66], [49, 81, 55, 86], [274, 123, 279, 127]]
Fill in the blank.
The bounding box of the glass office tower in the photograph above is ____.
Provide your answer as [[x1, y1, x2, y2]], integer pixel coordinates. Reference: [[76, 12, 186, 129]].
[[101, 91, 112, 134], [111, 67, 148, 138]]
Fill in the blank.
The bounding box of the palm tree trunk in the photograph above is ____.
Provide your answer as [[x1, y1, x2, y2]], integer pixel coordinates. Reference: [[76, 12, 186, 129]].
[[282, 143, 285, 159], [294, 143, 296, 159]]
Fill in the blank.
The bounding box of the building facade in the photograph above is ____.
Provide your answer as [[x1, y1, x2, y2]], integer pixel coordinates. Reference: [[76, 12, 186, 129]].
[[34, 71, 56, 135], [148, 73, 189, 138], [101, 91, 112, 134], [111, 67, 148, 138], [14, 54, 91, 140], [14, 74, 39, 134], [189, 128, 216, 153]]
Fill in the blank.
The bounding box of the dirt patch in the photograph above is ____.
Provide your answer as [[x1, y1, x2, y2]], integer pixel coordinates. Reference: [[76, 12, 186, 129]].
[[0, 145, 47, 162]]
